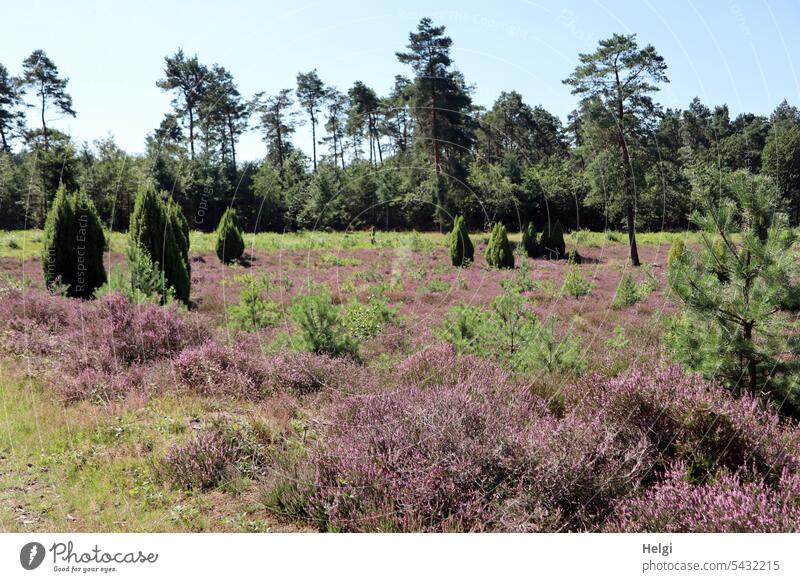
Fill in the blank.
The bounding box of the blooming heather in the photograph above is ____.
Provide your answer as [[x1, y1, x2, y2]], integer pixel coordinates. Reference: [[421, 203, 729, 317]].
[[606, 464, 800, 532]]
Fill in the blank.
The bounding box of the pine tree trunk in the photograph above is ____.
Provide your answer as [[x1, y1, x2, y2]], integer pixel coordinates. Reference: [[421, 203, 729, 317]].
[[310, 113, 317, 172], [431, 92, 445, 232], [227, 113, 237, 171], [41, 88, 49, 151], [743, 322, 757, 395], [615, 82, 640, 267], [188, 105, 195, 160]]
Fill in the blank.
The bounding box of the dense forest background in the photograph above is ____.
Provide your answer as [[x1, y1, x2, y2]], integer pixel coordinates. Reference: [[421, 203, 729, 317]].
[[1, 18, 799, 235]]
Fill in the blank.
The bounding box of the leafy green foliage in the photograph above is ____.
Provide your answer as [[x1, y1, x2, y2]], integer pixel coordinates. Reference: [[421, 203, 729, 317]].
[[612, 265, 658, 308], [437, 288, 585, 375], [291, 288, 359, 358], [343, 296, 398, 340], [449, 215, 474, 267], [667, 171, 800, 415], [42, 185, 106, 298], [540, 221, 566, 259], [228, 274, 282, 330], [561, 264, 594, 298], [485, 222, 514, 269], [667, 238, 685, 268], [501, 259, 535, 293], [612, 271, 641, 308], [128, 182, 191, 304], [521, 222, 539, 258], [216, 208, 245, 264]]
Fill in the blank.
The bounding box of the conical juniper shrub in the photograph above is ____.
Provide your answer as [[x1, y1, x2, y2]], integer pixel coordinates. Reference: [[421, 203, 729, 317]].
[[485, 223, 514, 269], [42, 185, 107, 298], [521, 221, 539, 258], [216, 207, 245, 264], [567, 248, 581, 264], [128, 182, 191, 304], [667, 237, 686, 269], [449, 215, 474, 267], [541, 221, 566, 259]]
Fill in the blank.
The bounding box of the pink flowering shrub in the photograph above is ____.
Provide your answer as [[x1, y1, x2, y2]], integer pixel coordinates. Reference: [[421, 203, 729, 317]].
[[286, 350, 654, 532], [174, 341, 269, 399], [162, 429, 237, 490], [0, 287, 207, 402], [606, 464, 800, 532], [162, 420, 271, 490], [0, 286, 74, 356], [173, 344, 360, 399], [92, 293, 205, 365], [396, 343, 513, 388], [565, 366, 798, 481], [269, 355, 800, 532], [263, 350, 359, 396]]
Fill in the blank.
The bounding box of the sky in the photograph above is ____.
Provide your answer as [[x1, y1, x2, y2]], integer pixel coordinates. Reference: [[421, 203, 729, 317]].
[[3, 0, 800, 162]]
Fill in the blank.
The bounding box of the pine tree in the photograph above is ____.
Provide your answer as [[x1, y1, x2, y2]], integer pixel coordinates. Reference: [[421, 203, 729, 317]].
[[216, 207, 245, 263], [20, 50, 76, 151], [296, 70, 326, 172], [128, 182, 191, 304], [0, 63, 25, 152], [485, 222, 514, 269], [42, 185, 106, 298], [564, 34, 669, 266], [449, 215, 473, 267], [667, 171, 800, 416], [397, 17, 474, 230], [521, 222, 539, 257]]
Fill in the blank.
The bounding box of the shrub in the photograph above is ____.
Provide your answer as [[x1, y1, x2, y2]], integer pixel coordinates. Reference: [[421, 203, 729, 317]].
[[501, 259, 535, 293], [396, 343, 513, 388], [667, 237, 685, 268], [485, 223, 514, 269], [612, 271, 640, 308], [215, 207, 245, 264], [126, 243, 176, 304], [291, 289, 359, 358], [95, 264, 155, 304], [561, 264, 594, 298], [228, 274, 282, 330], [565, 366, 796, 483], [91, 292, 202, 365], [128, 182, 191, 304], [264, 350, 359, 395], [449, 215, 474, 267], [42, 185, 107, 298], [343, 296, 397, 340], [174, 341, 268, 399], [437, 289, 585, 376], [435, 305, 486, 354], [606, 465, 800, 532], [162, 423, 268, 491], [288, 360, 650, 531], [522, 315, 585, 375], [541, 221, 566, 259], [167, 197, 190, 274], [521, 222, 539, 257], [566, 248, 581, 264]]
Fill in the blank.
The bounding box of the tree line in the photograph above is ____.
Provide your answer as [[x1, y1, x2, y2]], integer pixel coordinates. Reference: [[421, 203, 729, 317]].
[[2, 17, 800, 263]]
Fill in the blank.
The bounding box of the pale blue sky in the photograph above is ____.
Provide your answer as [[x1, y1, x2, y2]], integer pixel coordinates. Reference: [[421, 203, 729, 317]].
[[3, 0, 800, 161]]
